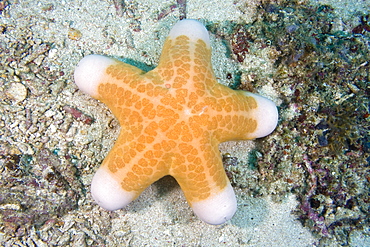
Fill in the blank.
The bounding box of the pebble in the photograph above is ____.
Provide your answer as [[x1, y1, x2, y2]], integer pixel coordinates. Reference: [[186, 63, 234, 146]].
[[6, 82, 28, 103], [68, 28, 82, 41]]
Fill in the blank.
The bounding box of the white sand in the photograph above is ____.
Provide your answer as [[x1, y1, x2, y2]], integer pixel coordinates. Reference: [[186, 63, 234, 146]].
[[3, 0, 363, 245]]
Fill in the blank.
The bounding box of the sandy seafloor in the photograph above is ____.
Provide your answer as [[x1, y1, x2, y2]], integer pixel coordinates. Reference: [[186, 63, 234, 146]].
[[0, 0, 369, 246]]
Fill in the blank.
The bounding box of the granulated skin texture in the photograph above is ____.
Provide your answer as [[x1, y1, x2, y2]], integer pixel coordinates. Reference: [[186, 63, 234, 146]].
[[74, 20, 278, 224], [96, 35, 258, 204]]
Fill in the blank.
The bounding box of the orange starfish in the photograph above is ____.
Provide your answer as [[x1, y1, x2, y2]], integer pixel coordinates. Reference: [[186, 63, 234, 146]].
[[74, 20, 278, 224]]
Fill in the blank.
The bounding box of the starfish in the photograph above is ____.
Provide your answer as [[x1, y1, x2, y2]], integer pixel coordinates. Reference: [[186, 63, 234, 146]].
[[74, 20, 278, 225]]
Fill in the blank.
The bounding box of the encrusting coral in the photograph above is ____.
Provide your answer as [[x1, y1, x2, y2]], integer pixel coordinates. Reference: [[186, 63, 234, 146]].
[[74, 19, 278, 224]]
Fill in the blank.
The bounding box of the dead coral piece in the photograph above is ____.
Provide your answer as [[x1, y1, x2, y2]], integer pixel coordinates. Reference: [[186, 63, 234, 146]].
[[112, 0, 125, 17], [218, 1, 370, 245], [63, 105, 94, 125], [113, 0, 141, 32], [156, 0, 187, 21], [0, 148, 80, 241]]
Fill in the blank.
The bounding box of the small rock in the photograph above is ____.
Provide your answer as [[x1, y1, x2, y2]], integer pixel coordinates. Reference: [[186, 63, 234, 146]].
[[6, 82, 28, 103], [68, 28, 82, 41]]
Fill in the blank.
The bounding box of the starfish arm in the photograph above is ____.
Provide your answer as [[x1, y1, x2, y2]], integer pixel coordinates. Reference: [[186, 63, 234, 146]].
[[153, 19, 216, 90], [170, 142, 237, 225], [191, 182, 236, 225], [91, 164, 137, 211], [91, 132, 169, 210], [241, 91, 278, 139], [209, 84, 278, 142], [74, 54, 144, 102]]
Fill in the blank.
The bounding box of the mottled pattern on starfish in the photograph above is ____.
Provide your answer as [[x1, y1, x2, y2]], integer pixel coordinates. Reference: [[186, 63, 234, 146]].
[[74, 20, 278, 225]]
